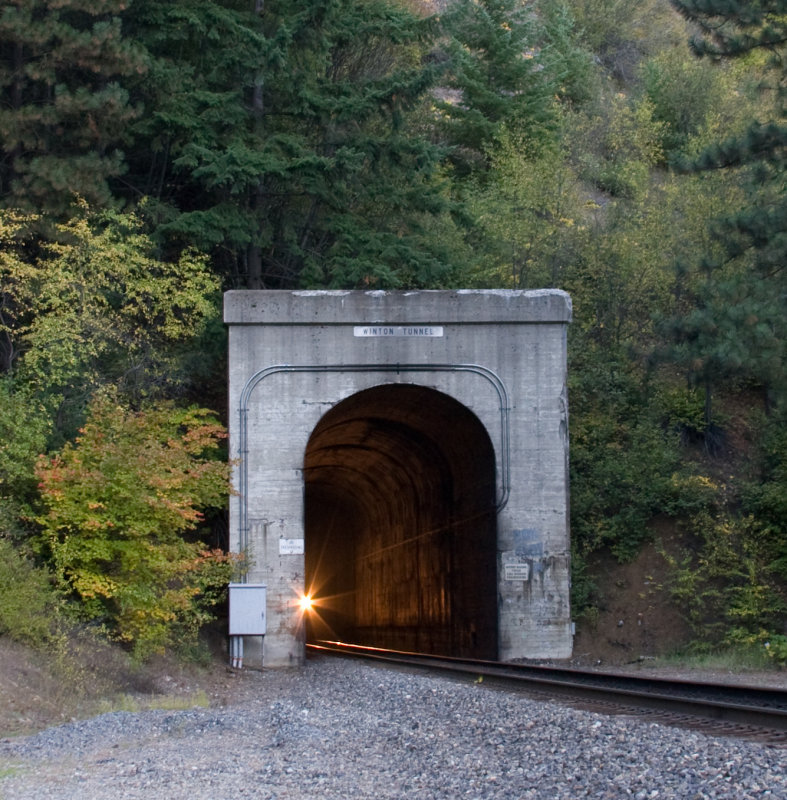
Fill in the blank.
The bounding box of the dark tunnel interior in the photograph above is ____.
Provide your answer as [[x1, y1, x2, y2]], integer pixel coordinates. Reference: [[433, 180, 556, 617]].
[[303, 384, 498, 659]]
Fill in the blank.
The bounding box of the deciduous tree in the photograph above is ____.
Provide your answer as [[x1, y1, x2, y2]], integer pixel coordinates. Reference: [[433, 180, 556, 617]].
[[36, 393, 233, 658], [0, 205, 220, 437]]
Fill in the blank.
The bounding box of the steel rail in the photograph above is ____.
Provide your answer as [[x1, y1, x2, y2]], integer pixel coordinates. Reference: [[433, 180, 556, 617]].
[[306, 641, 787, 740]]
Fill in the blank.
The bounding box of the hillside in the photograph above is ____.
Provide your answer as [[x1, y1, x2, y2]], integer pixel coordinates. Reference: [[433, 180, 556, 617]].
[[0, 0, 784, 676]]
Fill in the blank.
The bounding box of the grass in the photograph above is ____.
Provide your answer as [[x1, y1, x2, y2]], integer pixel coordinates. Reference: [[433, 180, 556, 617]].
[[0, 766, 22, 778], [654, 644, 777, 673], [94, 689, 211, 715]]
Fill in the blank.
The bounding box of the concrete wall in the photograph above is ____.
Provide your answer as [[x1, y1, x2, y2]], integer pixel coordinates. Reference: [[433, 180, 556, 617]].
[[225, 289, 573, 666]]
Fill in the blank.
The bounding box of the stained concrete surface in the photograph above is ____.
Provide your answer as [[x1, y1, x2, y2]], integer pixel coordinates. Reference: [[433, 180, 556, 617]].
[[225, 290, 572, 667]]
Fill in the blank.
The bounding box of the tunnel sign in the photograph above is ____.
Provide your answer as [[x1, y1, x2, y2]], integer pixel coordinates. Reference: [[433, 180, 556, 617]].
[[353, 326, 444, 337], [504, 563, 530, 581]]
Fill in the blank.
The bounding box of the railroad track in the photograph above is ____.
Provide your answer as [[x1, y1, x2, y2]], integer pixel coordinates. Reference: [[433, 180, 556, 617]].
[[306, 640, 787, 746]]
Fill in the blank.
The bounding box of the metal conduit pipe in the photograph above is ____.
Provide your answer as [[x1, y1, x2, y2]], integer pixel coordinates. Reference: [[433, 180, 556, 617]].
[[229, 634, 244, 669], [236, 363, 512, 573]]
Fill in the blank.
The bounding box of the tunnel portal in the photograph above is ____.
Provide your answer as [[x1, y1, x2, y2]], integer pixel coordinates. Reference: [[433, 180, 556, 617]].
[[304, 384, 498, 659], [225, 290, 573, 668]]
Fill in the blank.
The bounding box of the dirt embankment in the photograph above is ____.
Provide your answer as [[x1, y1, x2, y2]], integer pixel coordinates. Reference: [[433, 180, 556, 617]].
[[572, 528, 694, 668], [0, 635, 244, 738]]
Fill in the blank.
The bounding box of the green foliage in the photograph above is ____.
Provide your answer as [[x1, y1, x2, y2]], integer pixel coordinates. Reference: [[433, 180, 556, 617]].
[[2, 202, 231, 660], [126, 0, 463, 289], [0, 0, 782, 659], [1, 0, 476, 290], [0, 538, 61, 647], [741, 411, 787, 588], [537, 0, 600, 106], [665, 253, 786, 402], [36, 393, 234, 660], [567, 348, 718, 561], [764, 635, 787, 665], [438, 0, 560, 176], [568, 546, 599, 620], [0, 209, 37, 373], [571, 94, 667, 197], [657, 386, 708, 437], [1, 205, 220, 438], [567, 0, 640, 55], [564, 197, 682, 353], [466, 125, 583, 288], [248, 0, 461, 289], [567, 0, 686, 82], [0, 0, 146, 214], [640, 48, 729, 157], [655, 643, 775, 670], [670, 0, 787, 61], [660, 406, 787, 651], [121, 0, 272, 258], [666, 0, 787, 405], [665, 509, 787, 647], [0, 377, 50, 532]]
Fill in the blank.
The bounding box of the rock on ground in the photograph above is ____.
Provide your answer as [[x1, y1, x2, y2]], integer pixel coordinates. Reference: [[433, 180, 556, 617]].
[[1, 657, 785, 800]]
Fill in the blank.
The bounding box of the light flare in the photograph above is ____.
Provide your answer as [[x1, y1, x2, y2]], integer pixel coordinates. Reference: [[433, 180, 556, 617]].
[[299, 593, 314, 613]]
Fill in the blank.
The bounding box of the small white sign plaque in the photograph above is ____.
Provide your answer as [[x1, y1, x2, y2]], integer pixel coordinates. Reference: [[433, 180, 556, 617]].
[[353, 325, 444, 338], [279, 538, 304, 555], [504, 563, 530, 581]]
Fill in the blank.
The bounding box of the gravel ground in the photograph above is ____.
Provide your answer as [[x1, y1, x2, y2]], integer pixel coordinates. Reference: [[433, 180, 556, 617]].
[[1, 657, 784, 800]]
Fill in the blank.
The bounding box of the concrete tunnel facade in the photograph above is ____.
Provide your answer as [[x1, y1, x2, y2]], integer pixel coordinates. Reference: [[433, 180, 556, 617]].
[[225, 290, 572, 667]]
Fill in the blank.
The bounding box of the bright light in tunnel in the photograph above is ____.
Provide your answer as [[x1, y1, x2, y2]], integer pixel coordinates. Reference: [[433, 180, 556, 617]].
[[299, 594, 314, 613]]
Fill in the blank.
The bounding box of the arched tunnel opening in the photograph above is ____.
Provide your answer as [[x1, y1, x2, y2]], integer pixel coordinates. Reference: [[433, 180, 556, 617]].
[[303, 384, 498, 659]]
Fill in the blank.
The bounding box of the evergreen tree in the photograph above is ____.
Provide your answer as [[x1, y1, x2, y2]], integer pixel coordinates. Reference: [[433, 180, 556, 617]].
[[1, 0, 467, 290], [437, 0, 559, 177], [245, 0, 457, 289], [123, 0, 461, 290], [671, 0, 787, 59], [667, 0, 786, 410], [0, 0, 146, 213]]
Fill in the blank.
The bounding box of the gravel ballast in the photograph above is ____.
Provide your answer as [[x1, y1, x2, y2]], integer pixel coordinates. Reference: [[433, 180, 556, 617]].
[[1, 657, 784, 799]]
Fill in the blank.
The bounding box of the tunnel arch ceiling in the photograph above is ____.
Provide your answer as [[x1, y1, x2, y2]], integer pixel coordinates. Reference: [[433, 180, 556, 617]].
[[304, 384, 498, 659], [225, 289, 573, 668]]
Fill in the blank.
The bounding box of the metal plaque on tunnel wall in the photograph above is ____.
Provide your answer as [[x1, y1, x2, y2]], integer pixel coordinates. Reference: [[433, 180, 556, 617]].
[[504, 563, 530, 581], [353, 325, 444, 337]]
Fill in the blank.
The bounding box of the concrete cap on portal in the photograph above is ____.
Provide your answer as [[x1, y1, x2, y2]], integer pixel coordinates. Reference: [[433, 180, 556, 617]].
[[223, 289, 572, 325]]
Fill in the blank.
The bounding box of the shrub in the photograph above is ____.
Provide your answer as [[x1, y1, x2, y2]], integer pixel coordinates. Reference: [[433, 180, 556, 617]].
[[0, 539, 61, 647], [36, 392, 234, 659]]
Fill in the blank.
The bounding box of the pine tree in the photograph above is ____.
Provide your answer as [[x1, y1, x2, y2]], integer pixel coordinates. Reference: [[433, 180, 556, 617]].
[[121, 0, 462, 290], [437, 0, 560, 177], [671, 1, 787, 59], [117, 0, 270, 276], [0, 0, 146, 213], [667, 0, 786, 410], [240, 0, 457, 289]]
